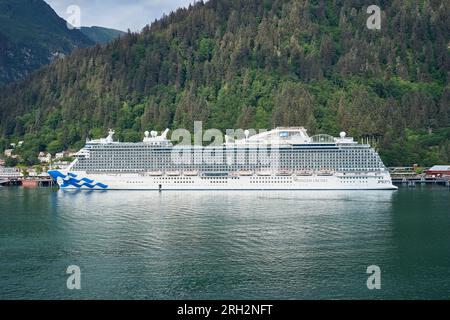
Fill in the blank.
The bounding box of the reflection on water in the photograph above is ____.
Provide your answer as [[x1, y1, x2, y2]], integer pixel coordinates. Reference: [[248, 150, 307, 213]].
[[0, 187, 449, 299]]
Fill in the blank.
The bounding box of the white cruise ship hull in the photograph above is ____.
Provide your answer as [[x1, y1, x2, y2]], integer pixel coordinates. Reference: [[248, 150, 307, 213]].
[[48, 171, 397, 190]]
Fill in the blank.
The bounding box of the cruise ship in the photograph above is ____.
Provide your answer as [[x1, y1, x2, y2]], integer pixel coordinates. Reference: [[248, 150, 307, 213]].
[[48, 127, 397, 190]]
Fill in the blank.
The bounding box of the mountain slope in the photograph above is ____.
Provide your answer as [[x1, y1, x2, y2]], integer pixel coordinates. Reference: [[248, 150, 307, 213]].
[[0, 0, 93, 85], [81, 26, 126, 44], [0, 0, 449, 166]]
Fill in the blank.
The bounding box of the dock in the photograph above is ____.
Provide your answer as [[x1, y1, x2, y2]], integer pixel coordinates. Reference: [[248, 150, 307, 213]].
[[0, 168, 54, 187], [389, 166, 450, 188], [391, 176, 450, 188], [0, 177, 55, 187]]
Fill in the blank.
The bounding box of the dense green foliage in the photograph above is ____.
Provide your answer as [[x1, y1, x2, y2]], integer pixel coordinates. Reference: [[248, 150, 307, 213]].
[[0, 0, 449, 166], [80, 26, 126, 45], [0, 0, 94, 85]]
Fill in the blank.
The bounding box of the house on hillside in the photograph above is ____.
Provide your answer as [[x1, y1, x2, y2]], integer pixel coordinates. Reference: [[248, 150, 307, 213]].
[[55, 151, 67, 159], [51, 161, 71, 170], [38, 152, 52, 164], [4, 149, 13, 157]]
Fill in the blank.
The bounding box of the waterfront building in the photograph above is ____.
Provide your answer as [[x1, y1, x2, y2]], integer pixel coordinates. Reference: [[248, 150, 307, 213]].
[[38, 152, 52, 164], [426, 165, 450, 177]]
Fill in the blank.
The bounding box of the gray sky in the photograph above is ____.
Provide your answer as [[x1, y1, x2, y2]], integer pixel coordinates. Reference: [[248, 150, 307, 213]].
[[45, 0, 196, 32]]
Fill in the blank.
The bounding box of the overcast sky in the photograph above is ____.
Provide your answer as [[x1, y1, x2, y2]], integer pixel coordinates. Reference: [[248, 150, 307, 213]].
[[45, 0, 196, 32]]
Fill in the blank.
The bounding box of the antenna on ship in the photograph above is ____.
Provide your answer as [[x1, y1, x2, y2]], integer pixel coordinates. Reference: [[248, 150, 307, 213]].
[[105, 129, 115, 143], [244, 130, 250, 140]]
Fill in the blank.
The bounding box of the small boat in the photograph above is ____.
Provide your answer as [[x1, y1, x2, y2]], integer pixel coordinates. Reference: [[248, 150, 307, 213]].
[[296, 170, 313, 176], [257, 170, 272, 176], [166, 171, 181, 176], [276, 170, 292, 176], [183, 171, 199, 176], [239, 170, 254, 176], [147, 171, 163, 176], [317, 170, 334, 176]]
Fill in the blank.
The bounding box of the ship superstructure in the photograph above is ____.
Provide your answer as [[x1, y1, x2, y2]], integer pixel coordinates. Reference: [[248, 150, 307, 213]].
[[48, 127, 397, 190]]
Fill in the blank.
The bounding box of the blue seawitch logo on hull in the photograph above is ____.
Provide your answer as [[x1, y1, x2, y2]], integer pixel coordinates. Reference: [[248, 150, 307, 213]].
[[48, 171, 108, 189]]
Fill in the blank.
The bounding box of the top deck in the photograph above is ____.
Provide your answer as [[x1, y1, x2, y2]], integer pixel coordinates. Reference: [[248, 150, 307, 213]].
[[84, 127, 358, 149]]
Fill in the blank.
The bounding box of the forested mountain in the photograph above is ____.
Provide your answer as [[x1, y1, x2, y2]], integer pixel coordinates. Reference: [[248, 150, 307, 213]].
[[0, 0, 93, 85], [0, 0, 449, 166], [80, 26, 126, 45]]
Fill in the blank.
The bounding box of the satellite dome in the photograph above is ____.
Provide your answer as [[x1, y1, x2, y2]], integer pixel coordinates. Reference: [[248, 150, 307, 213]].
[[340, 132, 346, 138]]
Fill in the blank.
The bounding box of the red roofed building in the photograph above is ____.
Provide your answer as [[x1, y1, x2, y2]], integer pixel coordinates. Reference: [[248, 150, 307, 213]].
[[426, 165, 450, 177]]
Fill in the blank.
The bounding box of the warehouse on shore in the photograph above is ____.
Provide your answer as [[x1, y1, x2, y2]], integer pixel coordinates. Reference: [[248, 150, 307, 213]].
[[426, 165, 450, 177]]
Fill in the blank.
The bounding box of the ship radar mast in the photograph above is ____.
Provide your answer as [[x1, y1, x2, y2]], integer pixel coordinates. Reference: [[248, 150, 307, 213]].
[[106, 129, 115, 143]]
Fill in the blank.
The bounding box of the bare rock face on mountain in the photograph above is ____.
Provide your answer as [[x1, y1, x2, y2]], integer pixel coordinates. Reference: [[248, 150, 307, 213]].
[[0, 0, 93, 85]]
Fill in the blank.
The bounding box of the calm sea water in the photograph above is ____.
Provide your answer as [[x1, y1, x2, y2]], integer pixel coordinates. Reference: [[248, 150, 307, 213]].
[[0, 186, 449, 300]]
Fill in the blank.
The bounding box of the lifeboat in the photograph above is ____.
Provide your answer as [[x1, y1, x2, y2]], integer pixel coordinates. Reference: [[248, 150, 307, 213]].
[[183, 171, 199, 176], [276, 170, 292, 176], [239, 170, 254, 176], [147, 171, 163, 176], [296, 170, 313, 176], [257, 170, 272, 176], [166, 171, 181, 176], [317, 170, 334, 176]]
